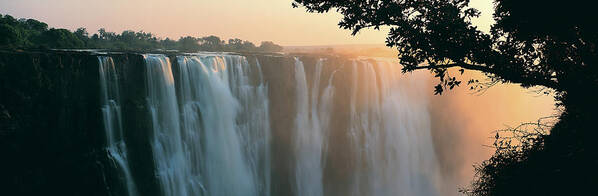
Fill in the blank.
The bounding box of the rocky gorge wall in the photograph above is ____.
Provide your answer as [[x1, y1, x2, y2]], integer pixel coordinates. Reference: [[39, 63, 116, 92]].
[[0, 50, 109, 195]]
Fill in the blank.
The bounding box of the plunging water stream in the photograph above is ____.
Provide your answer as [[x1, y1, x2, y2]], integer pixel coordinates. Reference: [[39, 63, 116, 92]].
[[101, 53, 441, 196], [98, 56, 138, 196]]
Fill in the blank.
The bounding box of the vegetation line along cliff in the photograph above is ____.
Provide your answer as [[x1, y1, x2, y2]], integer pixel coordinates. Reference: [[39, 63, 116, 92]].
[[1, 14, 283, 53]]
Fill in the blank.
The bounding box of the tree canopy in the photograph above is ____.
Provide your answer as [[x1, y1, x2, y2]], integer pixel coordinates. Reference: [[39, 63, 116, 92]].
[[293, 0, 598, 195], [0, 14, 283, 53], [293, 0, 597, 99]]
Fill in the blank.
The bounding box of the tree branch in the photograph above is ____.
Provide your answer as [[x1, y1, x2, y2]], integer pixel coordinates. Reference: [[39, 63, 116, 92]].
[[408, 62, 561, 90], [410, 62, 493, 73]]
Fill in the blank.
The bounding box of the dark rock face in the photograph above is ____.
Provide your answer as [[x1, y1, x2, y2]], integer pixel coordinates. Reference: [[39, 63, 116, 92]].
[[0, 51, 161, 196], [105, 53, 160, 196], [0, 50, 107, 195]]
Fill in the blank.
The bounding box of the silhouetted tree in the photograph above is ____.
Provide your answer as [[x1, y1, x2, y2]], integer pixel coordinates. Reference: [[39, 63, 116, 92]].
[[293, 0, 598, 195], [292, 0, 597, 98]]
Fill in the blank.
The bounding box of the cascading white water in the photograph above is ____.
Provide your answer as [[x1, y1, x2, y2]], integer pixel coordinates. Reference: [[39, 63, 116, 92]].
[[145, 54, 195, 196], [144, 53, 270, 196], [348, 59, 441, 196], [380, 60, 440, 196], [98, 56, 138, 196], [228, 57, 271, 196], [293, 58, 335, 196], [132, 53, 441, 196], [175, 54, 262, 196]]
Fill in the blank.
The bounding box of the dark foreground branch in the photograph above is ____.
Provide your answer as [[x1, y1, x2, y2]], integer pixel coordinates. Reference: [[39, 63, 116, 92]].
[[406, 62, 560, 91]]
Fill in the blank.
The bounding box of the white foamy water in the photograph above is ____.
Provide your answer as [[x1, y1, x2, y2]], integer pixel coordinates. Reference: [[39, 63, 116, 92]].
[[98, 56, 138, 196], [104, 53, 442, 196]]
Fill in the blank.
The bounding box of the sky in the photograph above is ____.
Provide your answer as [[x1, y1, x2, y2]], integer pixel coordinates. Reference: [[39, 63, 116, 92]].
[[0, 0, 494, 46]]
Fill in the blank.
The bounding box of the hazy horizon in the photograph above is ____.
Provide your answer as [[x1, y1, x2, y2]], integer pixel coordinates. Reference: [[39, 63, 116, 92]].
[[0, 0, 493, 46]]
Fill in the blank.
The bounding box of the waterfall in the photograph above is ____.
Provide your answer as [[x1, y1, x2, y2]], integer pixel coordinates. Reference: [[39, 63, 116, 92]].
[[143, 54, 269, 196], [101, 53, 443, 196], [290, 57, 439, 196], [293, 58, 335, 196], [145, 54, 194, 196], [230, 57, 271, 196], [175, 54, 260, 196], [348, 59, 440, 196], [98, 56, 138, 196]]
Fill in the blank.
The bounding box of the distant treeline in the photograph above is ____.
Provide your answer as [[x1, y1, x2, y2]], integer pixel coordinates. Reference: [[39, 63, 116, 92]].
[[0, 14, 283, 52]]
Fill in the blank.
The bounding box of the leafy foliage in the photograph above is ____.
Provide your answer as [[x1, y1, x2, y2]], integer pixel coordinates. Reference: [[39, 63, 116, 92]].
[[0, 23, 19, 47], [460, 117, 554, 195], [460, 112, 598, 196], [293, 0, 598, 195], [37, 28, 85, 48], [293, 0, 597, 97], [0, 14, 283, 53]]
